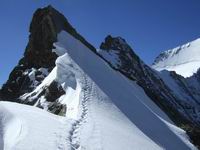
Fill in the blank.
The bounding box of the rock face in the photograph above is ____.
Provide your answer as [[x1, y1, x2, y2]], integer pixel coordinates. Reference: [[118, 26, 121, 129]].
[[1, 6, 58, 100], [22, 6, 57, 69], [0, 5, 96, 100], [99, 35, 140, 79]]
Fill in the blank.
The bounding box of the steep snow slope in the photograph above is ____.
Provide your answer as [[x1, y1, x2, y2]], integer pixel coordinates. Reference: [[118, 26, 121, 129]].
[[1, 30, 197, 149], [51, 31, 195, 149], [0, 101, 71, 150], [0, 6, 198, 149], [17, 53, 165, 150], [152, 38, 200, 77]]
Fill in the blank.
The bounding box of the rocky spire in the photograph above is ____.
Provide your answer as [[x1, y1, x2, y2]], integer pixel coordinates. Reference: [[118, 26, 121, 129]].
[[21, 5, 58, 68], [99, 35, 142, 80], [0, 5, 96, 100]]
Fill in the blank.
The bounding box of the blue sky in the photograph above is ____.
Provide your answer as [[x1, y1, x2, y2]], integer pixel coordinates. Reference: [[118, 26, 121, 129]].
[[1, 0, 200, 86]]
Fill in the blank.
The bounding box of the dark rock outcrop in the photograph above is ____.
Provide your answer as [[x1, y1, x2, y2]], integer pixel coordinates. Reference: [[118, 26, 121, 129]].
[[100, 35, 140, 77], [44, 81, 65, 102], [1, 6, 58, 100], [1, 5, 97, 100]]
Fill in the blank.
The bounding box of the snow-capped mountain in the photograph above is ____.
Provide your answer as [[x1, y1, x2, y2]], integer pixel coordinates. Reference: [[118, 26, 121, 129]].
[[152, 38, 200, 77], [0, 5, 199, 150]]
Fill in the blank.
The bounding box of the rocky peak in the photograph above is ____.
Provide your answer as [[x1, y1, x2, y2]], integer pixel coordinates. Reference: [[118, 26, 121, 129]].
[[99, 35, 142, 80], [21, 6, 57, 68], [19, 5, 97, 69], [22, 5, 79, 69], [0, 6, 61, 99], [100, 35, 133, 53], [0, 5, 96, 100]]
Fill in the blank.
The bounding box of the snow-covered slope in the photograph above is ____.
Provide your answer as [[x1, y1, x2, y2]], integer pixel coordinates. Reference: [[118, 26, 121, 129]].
[[51, 32, 195, 149], [151, 38, 200, 126], [152, 38, 200, 77], [0, 30, 197, 150], [0, 101, 71, 150], [1, 6, 199, 150]]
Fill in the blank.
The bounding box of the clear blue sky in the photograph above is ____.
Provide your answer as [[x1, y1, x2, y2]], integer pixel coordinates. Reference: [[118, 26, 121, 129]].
[[1, 0, 200, 86]]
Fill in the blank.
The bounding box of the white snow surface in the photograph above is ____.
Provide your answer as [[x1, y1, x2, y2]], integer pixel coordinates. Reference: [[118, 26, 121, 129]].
[[0, 31, 197, 150], [0, 101, 71, 150], [152, 38, 200, 77], [53, 31, 196, 149]]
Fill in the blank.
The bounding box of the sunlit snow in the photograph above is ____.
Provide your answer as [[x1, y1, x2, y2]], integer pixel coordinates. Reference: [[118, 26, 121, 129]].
[[152, 38, 200, 77], [0, 31, 197, 150]]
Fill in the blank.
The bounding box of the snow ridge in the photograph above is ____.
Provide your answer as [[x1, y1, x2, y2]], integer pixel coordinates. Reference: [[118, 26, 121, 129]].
[[1, 5, 199, 150], [152, 38, 200, 77], [0, 29, 198, 150], [54, 30, 195, 150]]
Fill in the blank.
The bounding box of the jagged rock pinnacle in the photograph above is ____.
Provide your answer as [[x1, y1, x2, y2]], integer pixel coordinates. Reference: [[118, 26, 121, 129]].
[[0, 5, 96, 100]]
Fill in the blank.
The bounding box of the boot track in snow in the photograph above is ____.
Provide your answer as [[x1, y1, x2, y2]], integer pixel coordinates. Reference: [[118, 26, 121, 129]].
[[69, 75, 92, 150]]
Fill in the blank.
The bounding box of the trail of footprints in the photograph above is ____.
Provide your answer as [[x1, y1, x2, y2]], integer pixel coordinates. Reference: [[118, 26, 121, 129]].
[[69, 75, 92, 150]]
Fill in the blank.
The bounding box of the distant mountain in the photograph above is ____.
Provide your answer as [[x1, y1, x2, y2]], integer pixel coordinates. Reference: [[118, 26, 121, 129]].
[[0, 5, 199, 150], [152, 39, 200, 77]]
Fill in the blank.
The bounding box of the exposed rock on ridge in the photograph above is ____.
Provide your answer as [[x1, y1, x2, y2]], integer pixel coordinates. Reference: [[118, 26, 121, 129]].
[[1, 5, 97, 100]]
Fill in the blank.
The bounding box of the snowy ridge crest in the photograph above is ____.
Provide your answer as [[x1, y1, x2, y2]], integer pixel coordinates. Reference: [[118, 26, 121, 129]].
[[152, 38, 200, 77], [153, 42, 191, 65]]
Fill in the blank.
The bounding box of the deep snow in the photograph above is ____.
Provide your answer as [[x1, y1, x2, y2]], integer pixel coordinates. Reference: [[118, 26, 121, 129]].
[[0, 102, 72, 150], [0, 30, 197, 150], [53, 31, 196, 149]]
